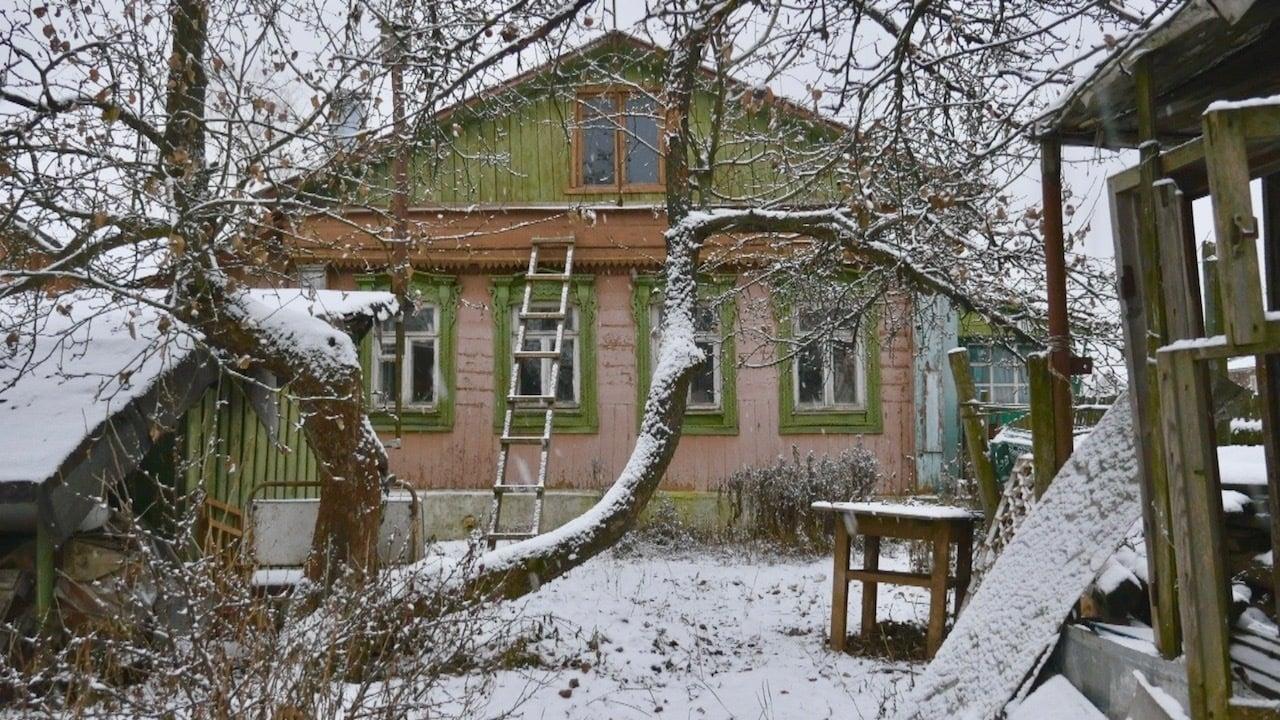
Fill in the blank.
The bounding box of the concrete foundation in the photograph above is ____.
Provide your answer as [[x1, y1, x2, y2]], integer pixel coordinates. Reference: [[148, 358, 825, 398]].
[[1046, 623, 1189, 719], [419, 489, 739, 541]]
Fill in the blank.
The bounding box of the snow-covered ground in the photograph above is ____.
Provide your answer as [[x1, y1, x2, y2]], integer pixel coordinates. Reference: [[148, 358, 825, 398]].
[[443, 545, 931, 719]]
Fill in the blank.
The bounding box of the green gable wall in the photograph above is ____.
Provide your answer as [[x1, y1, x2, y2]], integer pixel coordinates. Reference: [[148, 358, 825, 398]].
[[369, 42, 844, 208]]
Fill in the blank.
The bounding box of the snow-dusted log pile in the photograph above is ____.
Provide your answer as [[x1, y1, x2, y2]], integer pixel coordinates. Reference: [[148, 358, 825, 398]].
[[896, 395, 1140, 720]]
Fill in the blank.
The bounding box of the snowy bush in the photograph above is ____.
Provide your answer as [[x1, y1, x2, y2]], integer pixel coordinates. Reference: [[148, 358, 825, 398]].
[[720, 446, 880, 550], [0, 513, 525, 719]]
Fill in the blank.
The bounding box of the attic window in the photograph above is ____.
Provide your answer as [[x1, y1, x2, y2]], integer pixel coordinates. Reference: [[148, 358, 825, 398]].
[[572, 90, 663, 192]]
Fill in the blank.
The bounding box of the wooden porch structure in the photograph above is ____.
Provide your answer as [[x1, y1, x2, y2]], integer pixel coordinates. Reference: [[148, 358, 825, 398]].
[[1037, 2, 1280, 717]]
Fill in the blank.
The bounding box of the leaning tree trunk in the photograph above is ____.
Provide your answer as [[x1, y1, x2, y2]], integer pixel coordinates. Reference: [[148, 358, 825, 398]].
[[455, 1, 744, 602], [160, 0, 386, 585]]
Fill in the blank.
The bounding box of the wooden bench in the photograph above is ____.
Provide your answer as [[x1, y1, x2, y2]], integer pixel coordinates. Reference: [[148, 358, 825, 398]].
[[813, 501, 981, 658]]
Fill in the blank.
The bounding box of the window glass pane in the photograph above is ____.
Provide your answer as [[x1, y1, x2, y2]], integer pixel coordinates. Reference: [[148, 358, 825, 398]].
[[625, 95, 658, 185], [517, 356, 541, 396], [832, 342, 860, 405], [992, 361, 1020, 384], [404, 305, 435, 333], [693, 303, 718, 335], [970, 363, 991, 384], [556, 339, 576, 402], [378, 359, 396, 404], [410, 341, 435, 403], [797, 343, 824, 405], [796, 306, 824, 334], [968, 345, 991, 364], [690, 340, 717, 407], [581, 96, 616, 186], [992, 385, 1017, 405]]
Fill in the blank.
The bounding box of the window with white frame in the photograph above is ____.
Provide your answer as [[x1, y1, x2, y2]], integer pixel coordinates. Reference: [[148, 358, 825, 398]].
[[649, 301, 722, 410], [967, 344, 1028, 406], [792, 305, 867, 410], [370, 304, 438, 409], [513, 302, 580, 405]]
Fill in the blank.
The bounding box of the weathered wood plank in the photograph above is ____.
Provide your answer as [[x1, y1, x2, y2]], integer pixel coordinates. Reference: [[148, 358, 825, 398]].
[[1110, 175, 1181, 659], [830, 514, 850, 652], [947, 348, 1000, 520], [1157, 349, 1232, 720], [1204, 109, 1267, 346]]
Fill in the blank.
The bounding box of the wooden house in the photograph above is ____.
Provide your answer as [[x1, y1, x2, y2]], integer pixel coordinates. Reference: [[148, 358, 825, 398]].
[[286, 31, 1022, 531]]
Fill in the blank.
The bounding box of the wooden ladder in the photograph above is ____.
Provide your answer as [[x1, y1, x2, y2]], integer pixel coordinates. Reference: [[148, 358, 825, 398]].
[[485, 236, 575, 549]]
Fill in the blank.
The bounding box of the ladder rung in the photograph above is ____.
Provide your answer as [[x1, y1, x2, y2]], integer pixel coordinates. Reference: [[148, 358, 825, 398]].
[[519, 310, 565, 320], [526, 272, 571, 282], [488, 531, 538, 541], [501, 434, 548, 446], [493, 484, 545, 494], [530, 237, 575, 246], [513, 349, 561, 359]]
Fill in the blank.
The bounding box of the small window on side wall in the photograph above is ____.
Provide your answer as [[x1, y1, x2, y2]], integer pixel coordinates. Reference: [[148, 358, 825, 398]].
[[573, 89, 662, 192]]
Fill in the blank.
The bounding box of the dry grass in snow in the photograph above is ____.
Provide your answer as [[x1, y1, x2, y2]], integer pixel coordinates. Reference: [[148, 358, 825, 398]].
[[441, 543, 933, 719]]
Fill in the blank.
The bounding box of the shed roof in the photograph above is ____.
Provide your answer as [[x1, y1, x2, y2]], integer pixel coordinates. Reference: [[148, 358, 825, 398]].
[[1036, 0, 1280, 148], [0, 288, 395, 538]]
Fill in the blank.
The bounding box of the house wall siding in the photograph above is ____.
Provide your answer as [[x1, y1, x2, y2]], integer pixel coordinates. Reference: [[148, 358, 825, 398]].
[[332, 271, 917, 494]]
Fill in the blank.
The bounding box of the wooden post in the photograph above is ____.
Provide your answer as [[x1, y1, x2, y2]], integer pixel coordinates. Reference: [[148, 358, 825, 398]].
[[947, 348, 999, 520], [1027, 352, 1056, 499], [926, 524, 952, 658], [1040, 138, 1074, 471], [1126, 58, 1183, 659], [35, 517, 54, 624], [861, 536, 880, 642], [954, 524, 973, 612], [830, 513, 850, 652], [1201, 241, 1232, 439], [1157, 350, 1232, 720], [1261, 174, 1280, 621], [1204, 109, 1266, 346]]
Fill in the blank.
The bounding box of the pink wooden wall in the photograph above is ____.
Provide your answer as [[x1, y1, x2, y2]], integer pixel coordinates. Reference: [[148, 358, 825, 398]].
[[333, 272, 917, 494]]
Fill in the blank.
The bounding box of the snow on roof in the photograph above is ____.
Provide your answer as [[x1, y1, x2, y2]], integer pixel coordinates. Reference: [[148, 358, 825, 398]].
[[244, 288, 397, 324], [0, 291, 197, 486], [0, 287, 396, 487]]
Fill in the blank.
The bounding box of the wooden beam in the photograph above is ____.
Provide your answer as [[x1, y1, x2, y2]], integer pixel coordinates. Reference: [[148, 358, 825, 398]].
[[35, 517, 54, 625], [947, 348, 1000, 521], [1204, 109, 1267, 345], [1110, 179, 1183, 660], [830, 512, 850, 652], [848, 567, 948, 589], [1261, 173, 1280, 623], [1119, 57, 1182, 660], [1040, 138, 1074, 471], [1157, 349, 1232, 720], [1027, 352, 1056, 499]]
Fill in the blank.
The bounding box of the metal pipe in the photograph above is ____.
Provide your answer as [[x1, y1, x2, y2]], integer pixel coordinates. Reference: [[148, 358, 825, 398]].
[[1040, 138, 1074, 470]]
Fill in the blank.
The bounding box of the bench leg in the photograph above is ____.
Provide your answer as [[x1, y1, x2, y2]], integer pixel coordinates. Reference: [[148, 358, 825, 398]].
[[831, 515, 850, 652], [861, 535, 881, 641], [926, 529, 952, 658], [954, 527, 973, 615]]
